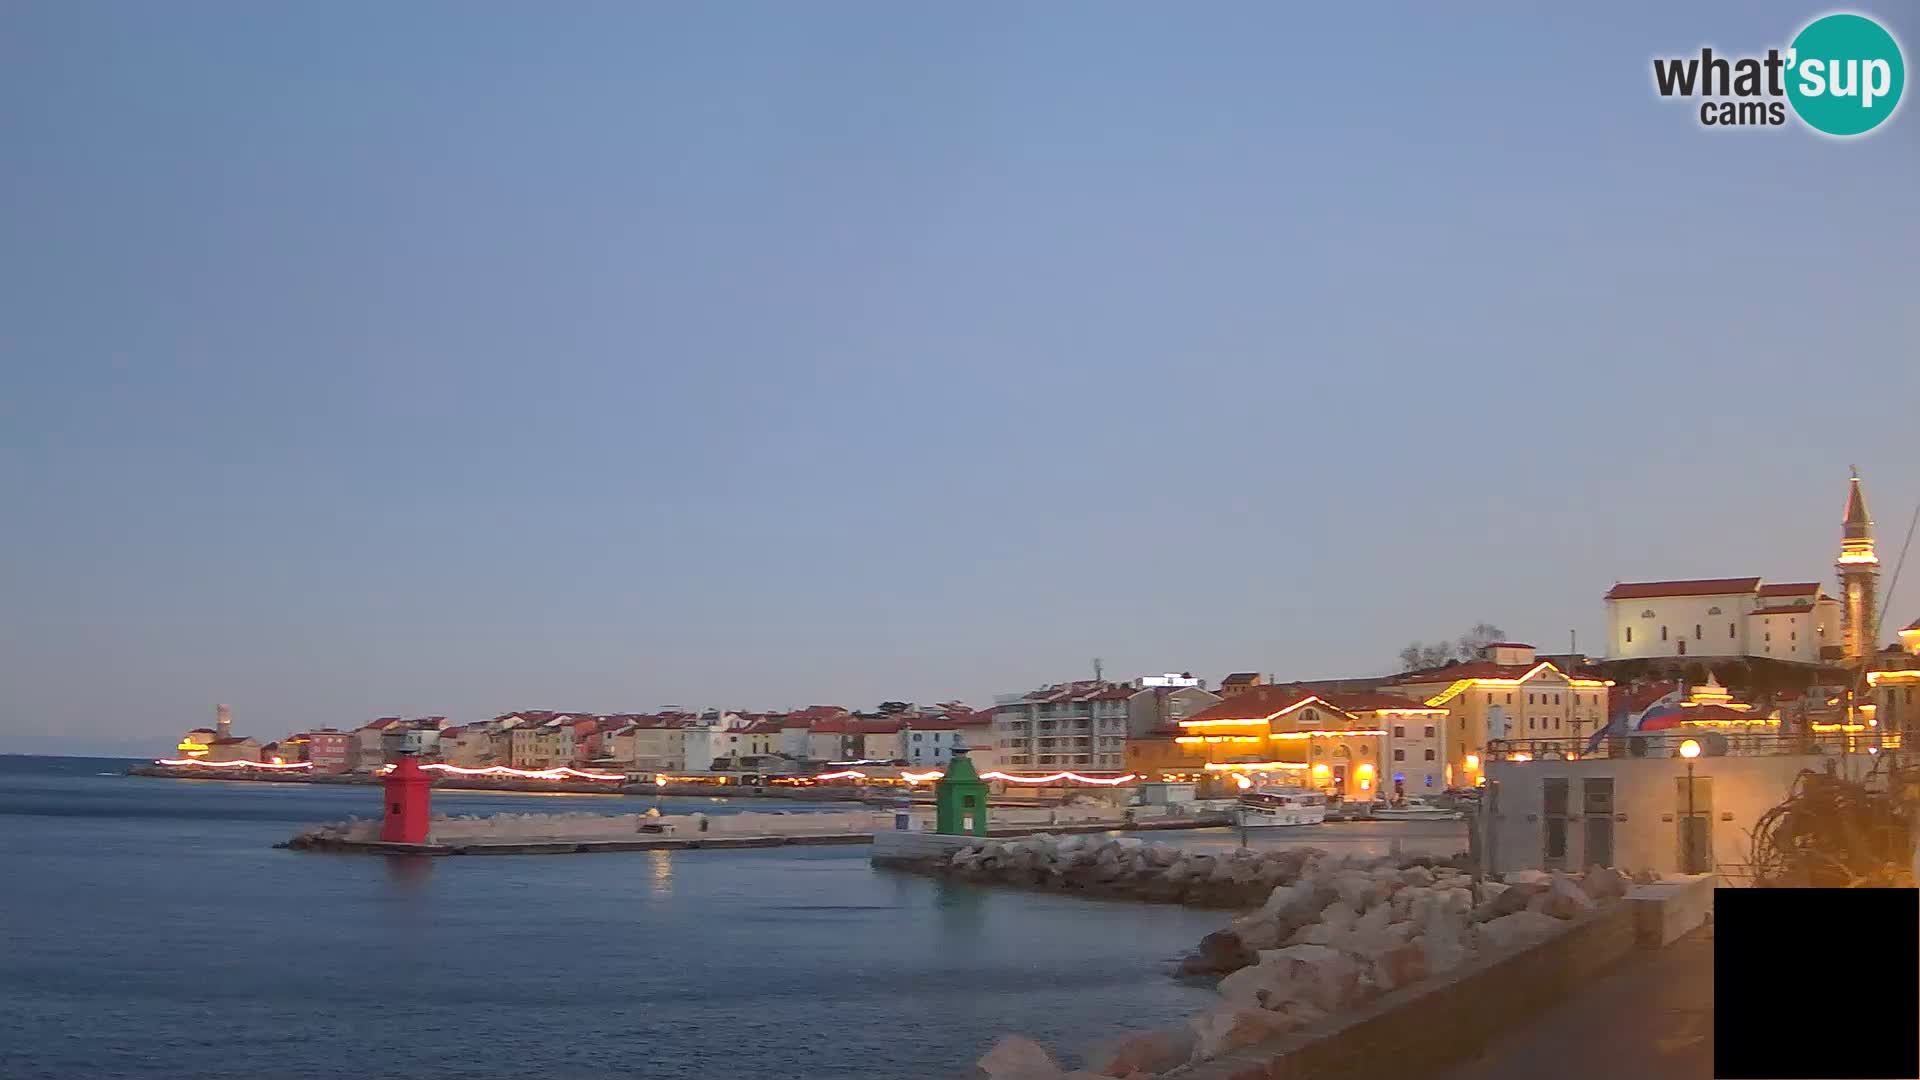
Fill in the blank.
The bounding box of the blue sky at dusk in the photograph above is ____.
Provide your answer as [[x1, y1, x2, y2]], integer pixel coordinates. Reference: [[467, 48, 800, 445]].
[[2, 2, 1915, 754]]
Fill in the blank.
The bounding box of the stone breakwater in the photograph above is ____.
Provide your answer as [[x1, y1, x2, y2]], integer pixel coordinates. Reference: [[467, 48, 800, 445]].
[[943, 839, 1656, 1079], [892, 834, 1474, 909]]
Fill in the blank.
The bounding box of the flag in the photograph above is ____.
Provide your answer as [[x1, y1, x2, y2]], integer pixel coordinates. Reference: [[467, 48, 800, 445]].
[[1586, 686, 1685, 752]]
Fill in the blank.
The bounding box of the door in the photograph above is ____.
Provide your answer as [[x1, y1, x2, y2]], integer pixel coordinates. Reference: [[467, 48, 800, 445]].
[[1675, 775, 1713, 873], [1582, 778, 1615, 868], [1542, 778, 1569, 870]]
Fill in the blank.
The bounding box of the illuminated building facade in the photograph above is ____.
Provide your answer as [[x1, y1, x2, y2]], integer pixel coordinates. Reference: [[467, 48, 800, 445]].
[[1838, 468, 1879, 663], [1125, 686, 1449, 800], [1382, 644, 1612, 787]]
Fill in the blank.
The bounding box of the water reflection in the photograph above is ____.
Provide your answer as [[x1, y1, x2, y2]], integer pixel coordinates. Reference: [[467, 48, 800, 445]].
[[648, 848, 672, 897], [383, 853, 434, 891]]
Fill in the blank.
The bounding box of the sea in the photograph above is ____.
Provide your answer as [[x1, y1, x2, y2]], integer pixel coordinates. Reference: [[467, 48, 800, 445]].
[[0, 755, 1466, 1080]]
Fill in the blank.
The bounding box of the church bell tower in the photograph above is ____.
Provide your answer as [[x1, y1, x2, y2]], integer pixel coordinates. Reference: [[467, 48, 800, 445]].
[[1837, 467, 1879, 662]]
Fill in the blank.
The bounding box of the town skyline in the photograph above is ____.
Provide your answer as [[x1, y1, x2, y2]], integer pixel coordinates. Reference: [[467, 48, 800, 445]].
[[3, 2, 1915, 756]]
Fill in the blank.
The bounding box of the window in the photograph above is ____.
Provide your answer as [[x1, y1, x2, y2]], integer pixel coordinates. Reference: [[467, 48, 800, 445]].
[[1394, 749, 1406, 761], [1505, 694, 1512, 705], [1393, 725, 1406, 738], [1694, 624, 1702, 640], [1554, 694, 1561, 705], [1528, 693, 1536, 705], [1729, 623, 1736, 638], [1424, 725, 1436, 738], [1765, 631, 1771, 642], [1528, 718, 1537, 730], [1626, 627, 1633, 644], [1424, 749, 1436, 760], [912, 733, 922, 742], [1791, 631, 1797, 641], [1661, 625, 1669, 641], [1554, 718, 1561, 730]]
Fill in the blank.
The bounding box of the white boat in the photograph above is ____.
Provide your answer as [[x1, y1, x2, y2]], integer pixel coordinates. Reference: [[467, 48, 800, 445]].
[[1370, 796, 1464, 821], [1235, 787, 1328, 828]]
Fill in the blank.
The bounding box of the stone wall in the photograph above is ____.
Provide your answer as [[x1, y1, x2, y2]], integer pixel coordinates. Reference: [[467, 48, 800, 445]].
[[1177, 903, 1639, 1080]]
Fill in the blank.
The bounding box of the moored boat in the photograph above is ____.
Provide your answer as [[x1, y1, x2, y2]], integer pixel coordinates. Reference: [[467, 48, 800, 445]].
[[1235, 787, 1328, 828], [1369, 795, 1464, 821]]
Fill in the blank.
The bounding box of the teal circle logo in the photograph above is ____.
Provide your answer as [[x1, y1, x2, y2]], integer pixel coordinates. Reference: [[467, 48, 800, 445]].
[[1786, 13, 1905, 136]]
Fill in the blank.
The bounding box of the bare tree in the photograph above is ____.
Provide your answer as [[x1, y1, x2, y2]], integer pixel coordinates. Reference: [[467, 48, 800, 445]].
[[1397, 623, 1507, 671], [1456, 622, 1506, 662]]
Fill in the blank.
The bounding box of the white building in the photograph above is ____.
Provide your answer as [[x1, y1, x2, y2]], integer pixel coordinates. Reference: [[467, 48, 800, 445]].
[[900, 715, 995, 768], [992, 682, 1133, 770], [1604, 577, 1840, 664]]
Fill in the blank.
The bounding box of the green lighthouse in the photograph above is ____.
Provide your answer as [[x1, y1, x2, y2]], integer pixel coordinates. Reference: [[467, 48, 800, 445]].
[[934, 746, 989, 836]]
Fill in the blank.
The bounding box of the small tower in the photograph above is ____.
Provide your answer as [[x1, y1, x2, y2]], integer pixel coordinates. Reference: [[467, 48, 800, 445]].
[[933, 747, 989, 837], [380, 753, 433, 844], [1837, 467, 1880, 662], [215, 703, 233, 741]]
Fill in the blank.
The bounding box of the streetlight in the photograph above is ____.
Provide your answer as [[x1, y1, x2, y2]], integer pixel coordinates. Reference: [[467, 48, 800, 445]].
[[1679, 739, 1701, 873], [654, 773, 668, 812]]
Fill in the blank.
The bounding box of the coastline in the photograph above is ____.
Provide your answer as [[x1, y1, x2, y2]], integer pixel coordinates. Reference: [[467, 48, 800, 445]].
[[124, 763, 870, 801]]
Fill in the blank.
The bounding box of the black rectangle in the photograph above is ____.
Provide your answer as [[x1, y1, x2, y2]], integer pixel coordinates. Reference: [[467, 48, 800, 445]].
[[1716, 888, 1918, 1079]]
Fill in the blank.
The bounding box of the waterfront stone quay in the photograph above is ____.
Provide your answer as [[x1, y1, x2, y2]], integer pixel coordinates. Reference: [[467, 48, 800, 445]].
[[283, 806, 1233, 855], [960, 848, 1714, 1080]]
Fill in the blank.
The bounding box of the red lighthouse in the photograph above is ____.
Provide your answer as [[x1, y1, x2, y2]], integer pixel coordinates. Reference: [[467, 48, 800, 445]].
[[381, 754, 433, 844]]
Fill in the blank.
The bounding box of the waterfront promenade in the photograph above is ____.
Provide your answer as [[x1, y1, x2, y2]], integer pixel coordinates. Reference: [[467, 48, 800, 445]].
[[1423, 923, 1714, 1080]]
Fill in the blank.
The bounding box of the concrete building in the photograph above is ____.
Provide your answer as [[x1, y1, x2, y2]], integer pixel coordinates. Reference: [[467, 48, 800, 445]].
[[307, 730, 352, 772], [900, 714, 995, 768], [203, 736, 261, 762], [436, 725, 498, 767], [1481, 743, 1861, 878], [1382, 643, 1612, 788], [992, 682, 1133, 770], [1217, 673, 1265, 698], [1126, 683, 1223, 738]]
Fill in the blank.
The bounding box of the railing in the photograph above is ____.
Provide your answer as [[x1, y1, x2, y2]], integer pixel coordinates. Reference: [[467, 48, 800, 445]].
[[1486, 731, 1903, 762]]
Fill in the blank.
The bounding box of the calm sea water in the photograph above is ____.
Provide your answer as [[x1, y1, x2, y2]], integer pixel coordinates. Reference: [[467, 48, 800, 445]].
[[0, 755, 1229, 1080]]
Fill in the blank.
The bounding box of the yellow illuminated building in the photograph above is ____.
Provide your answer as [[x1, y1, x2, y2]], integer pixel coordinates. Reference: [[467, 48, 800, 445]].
[[1381, 643, 1611, 787], [1125, 686, 1449, 801]]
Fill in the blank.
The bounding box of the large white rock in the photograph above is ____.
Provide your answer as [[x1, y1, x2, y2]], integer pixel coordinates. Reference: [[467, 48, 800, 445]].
[[978, 1034, 1062, 1080], [1502, 869, 1551, 886], [1398, 865, 1436, 887], [1255, 944, 1361, 1011], [1320, 899, 1359, 932], [1542, 873, 1597, 919], [1217, 959, 1297, 1007], [1090, 1028, 1193, 1078], [1189, 1006, 1294, 1062], [1354, 900, 1395, 936], [1473, 910, 1564, 951], [1581, 865, 1631, 901], [1229, 914, 1285, 952]]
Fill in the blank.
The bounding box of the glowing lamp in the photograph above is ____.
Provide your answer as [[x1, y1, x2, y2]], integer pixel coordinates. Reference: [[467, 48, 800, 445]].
[[1311, 764, 1330, 776], [1357, 763, 1375, 775], [1679, 739, 1701, 759], [1464, 754, 1480, 769], [1234, 774, 1252, 790], [655, 775, 668, 787]]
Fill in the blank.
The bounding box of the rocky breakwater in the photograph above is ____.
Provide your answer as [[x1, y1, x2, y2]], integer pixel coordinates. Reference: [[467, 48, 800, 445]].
[[969, 856, 1652, 1079], [920, 835, 1417, 908]]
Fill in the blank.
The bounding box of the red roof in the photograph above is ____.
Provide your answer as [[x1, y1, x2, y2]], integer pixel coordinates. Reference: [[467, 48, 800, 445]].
[[1182, 686, 1333, 724], [1605, 577, 1761, 600], [740, 720, 784, 735], [1220, 672, 1262, 686], [1321, 691, 1448, 713], [1754, 603, 1814, 615], [362, 717, 406, 731], [1389, 661, 1551, 684], [1758, 582, 1820, 596]]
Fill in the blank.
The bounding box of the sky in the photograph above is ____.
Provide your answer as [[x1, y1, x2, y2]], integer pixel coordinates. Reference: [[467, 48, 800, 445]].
[[2, 2, 1915, 755]]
